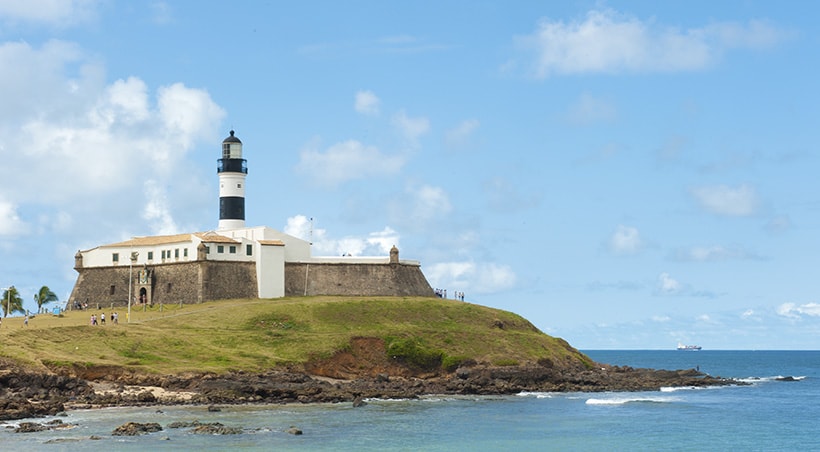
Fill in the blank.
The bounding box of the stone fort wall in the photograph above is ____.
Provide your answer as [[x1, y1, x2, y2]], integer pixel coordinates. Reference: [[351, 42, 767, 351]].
[[284, 262, 434, 297], [69, 261, 257, 308], [70, 261, 433, 307]]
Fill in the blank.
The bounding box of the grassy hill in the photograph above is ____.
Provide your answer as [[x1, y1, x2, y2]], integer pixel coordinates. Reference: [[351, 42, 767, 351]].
[[0, 296, 592, 375]]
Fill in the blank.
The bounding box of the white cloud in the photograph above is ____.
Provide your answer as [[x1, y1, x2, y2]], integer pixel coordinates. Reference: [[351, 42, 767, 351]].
[[354, 90, 380, 116], [141, 179, 179, 236], [697, 314, 714, 323], [609, 225, 642, 255], [652, 315, 670, 322], [0, 0, 98, 27], [158, 82, 226, 151], [445, 119, 479, 148], [740, 309, 760, 321], [566, 92, 616, 125], [14, 79, 224, 203], [390, 184, 453, 227], [284, 215, 316, 242], [765, 215, 791, 233], [691, 184, 760, 217], [777, 302, 820, 319], [296, 139, 405, 188], [0, 38, 225, 247], [283, 215, 398, 257], [98, 77, 151, 125], [0, 40, 95, 122], [426, 261, 517, 295], [657, 272, 682, 294], [514, 8, 787, 77], [0, 199, 26, 236], [365, 227, 399, 254], [673, 244, 763, 262], [392, 110, 430, 142]]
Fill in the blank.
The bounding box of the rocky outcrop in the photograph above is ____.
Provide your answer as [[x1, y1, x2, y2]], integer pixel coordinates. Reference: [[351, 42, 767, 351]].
[[0, 361, 96, 420], [112, 422, 163, 436], [0, 353, 741, 421]]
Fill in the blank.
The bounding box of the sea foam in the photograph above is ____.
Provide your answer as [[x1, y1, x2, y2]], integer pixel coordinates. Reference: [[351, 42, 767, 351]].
[[585, 395, 678, 405]]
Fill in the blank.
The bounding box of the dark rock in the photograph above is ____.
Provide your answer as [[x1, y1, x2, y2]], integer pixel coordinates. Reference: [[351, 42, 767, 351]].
[[168, 420, 202, 428], [776, 376, 799, 382], [15, 422, 49, 433], [287, 426, 303, 435], [207, 405, 221, 412], [112, 422, 163, 436], [44, 438, 82, 444], [136, 390, 156, 403], [352, 396, 367, 407], [190, 422, 242, 435]]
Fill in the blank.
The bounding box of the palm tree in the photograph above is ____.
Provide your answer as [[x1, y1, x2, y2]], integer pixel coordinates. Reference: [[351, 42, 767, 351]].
[[2, 286, 24, 318], [33, 286, 59, 314]]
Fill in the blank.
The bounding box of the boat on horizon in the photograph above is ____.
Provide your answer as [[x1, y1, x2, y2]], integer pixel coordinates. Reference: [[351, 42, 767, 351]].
[[677, 343, 702, 351]]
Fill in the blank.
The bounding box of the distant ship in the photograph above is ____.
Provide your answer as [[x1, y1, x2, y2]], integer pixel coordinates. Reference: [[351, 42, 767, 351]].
[[677, 343, 702, 351]]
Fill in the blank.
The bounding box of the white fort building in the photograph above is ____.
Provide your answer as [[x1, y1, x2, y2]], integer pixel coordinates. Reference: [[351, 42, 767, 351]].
[[69, 131, 433, 307]]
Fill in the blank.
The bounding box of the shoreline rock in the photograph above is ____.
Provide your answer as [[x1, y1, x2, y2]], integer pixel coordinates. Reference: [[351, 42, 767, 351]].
[[0, 360, 741, 421]]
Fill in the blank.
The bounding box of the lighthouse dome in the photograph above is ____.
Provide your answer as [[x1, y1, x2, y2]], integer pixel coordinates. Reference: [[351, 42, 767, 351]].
[[223, 130, 242, 144]]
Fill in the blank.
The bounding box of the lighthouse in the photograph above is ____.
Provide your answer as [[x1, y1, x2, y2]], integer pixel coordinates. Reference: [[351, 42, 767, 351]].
[[217, 130, 247, 230]]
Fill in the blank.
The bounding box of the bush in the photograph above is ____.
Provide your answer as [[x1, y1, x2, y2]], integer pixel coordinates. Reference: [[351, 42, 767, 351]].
[[385, 337, 443, 370], [441, 355, 470, 372]]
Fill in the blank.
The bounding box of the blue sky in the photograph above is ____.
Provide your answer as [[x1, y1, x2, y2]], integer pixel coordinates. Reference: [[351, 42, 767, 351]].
[[1, 1, 819, 349]]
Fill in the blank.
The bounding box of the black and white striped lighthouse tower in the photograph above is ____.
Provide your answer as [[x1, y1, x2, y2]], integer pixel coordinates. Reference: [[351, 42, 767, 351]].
[[217, 130, 247, 230]]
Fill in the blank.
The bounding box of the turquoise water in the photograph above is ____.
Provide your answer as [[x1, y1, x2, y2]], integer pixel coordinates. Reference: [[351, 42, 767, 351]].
[[2, 350, 818, 451]]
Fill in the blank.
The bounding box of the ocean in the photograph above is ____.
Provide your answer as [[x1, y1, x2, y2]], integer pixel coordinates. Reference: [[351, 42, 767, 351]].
[[2, 350, 818, 451]]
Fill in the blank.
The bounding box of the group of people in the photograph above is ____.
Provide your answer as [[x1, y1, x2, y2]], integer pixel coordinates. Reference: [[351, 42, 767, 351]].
[[434, 288, 466, 301], [0, 314, 31, 328], [90, 312, 118, 326]]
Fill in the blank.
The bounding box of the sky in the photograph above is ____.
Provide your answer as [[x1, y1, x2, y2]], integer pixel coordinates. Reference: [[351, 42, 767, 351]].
[[1, 1, 819, 349]]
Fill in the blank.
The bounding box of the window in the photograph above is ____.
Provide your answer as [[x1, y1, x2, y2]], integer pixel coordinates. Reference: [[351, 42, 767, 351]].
[[161, 250, 166, 259], [205, 246, 210, 254], [246, 244, 253, 256], [183, 248, 188, 257], [112, 253, 119, 263], [167, 283, 172, 292], [222, 143, 230, 159], [175, 248, 179, 258], [229, 245, 236, 254], [217, 245, 224, 253], [147, 251, 153, 260], [237, 183, 242, 188], [109, 285, 115, 295]]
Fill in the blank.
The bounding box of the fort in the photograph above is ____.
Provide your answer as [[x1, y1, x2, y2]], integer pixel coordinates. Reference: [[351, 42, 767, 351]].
[[68, 131, 434, 308]]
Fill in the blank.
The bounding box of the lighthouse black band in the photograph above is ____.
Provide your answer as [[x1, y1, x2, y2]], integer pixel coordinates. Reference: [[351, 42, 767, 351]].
[[219, 196, 245, 220]]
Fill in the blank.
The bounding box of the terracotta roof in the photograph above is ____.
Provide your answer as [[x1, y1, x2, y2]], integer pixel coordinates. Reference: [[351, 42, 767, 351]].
[[195, 232, 240, 244], [103, 233, 195, 248], [258, 240, 285, 246]]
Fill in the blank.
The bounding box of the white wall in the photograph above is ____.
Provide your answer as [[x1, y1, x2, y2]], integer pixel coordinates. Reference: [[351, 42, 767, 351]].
[[257, 243, 285, 298]]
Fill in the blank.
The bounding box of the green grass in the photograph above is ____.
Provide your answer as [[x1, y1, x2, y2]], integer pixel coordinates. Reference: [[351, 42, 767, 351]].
[[0, 296, 589, 375]]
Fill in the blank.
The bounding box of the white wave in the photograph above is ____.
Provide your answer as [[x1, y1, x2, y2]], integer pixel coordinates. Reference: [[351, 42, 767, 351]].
[[660, 385, 714, 392], [738, 375, 806, 384], [585, 395, 679, 406], [516, 391, 554, 399]]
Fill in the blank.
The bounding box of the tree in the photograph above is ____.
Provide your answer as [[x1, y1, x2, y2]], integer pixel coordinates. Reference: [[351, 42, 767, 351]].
[[2, 286, 24, 318], [33, 286, 58, 313]]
